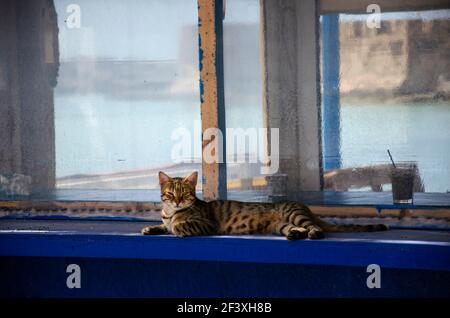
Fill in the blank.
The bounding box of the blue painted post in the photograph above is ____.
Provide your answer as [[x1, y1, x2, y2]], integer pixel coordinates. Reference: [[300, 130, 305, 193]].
[[214, 0, 227, 200], [321, 14, 342, 170]]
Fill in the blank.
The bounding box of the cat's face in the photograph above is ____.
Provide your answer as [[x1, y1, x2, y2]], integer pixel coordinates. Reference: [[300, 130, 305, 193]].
[[158, 171, 198, 213]]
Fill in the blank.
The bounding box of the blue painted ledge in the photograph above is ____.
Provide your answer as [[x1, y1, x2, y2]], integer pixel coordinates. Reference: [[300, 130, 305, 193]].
[[1, 220, 449, 297], [1, 231, 450, 271]]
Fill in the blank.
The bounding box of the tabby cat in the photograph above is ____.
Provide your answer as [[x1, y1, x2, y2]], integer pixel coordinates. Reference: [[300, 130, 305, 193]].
[[141, 171, 388, 240]]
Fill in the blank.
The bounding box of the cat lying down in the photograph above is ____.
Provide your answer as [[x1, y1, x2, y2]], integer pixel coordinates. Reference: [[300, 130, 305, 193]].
[[142, 171, 388, 240]]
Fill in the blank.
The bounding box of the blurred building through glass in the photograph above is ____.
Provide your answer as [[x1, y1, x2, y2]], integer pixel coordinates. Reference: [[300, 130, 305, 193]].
[[321, 10, 450, 193]]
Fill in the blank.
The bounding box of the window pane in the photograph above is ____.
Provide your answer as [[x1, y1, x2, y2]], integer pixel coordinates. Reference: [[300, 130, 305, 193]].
[[321, 10, 450, 193], [54, 0, 201, 189], [223, 0, 266, 199]]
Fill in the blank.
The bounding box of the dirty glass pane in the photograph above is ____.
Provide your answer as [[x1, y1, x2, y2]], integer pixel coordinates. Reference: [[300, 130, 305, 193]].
[[223, 0, 266, 199], [321, 10, 450, 193], [54, 0, 201, 189]]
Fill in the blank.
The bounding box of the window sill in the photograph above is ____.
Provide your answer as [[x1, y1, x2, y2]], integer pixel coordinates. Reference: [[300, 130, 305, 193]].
[[1, 190, 449, 227], [1, 188, 449, 207], [0, 219, 448, 270]]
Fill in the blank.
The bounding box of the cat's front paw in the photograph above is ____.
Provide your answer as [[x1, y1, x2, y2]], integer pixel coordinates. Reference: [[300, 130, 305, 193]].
[[141, 226, 154, 235], [141, 226, 167, 235]]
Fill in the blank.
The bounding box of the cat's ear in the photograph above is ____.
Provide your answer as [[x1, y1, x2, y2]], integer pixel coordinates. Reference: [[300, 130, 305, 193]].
[[158, 171, 171, 185], [184, 171, 198, 188]]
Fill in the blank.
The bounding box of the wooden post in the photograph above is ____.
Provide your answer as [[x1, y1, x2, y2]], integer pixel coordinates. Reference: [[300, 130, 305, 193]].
[[261, 0, 323, 192], [198, 0, 227, 200]]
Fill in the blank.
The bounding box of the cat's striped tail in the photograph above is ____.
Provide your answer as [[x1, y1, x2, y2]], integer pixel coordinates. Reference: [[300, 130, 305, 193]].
[[317, 219, 389, 233]]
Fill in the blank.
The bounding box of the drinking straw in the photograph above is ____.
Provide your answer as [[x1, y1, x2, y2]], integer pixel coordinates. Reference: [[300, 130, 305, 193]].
[[387, 149, 397, 169]]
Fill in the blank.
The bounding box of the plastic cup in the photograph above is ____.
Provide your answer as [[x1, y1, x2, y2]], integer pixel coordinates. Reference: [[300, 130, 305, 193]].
[[390, 163, 415, 204]]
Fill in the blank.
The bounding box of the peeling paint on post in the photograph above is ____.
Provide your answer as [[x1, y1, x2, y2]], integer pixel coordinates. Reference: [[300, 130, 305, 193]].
[[197, 0, 227, 200]]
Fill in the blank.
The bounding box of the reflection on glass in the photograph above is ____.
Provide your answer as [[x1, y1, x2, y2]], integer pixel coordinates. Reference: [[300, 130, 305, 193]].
[[321, 10, 450, 193]]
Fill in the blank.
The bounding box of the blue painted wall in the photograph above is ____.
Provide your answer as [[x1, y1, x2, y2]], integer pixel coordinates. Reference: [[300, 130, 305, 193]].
[[1, 229, 449, 298], [1, 256, 449, 298]]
